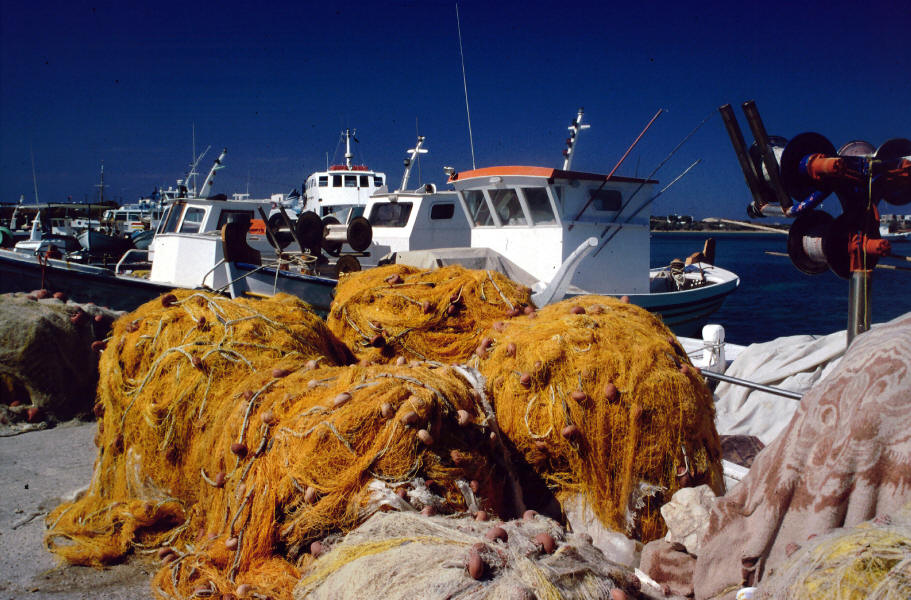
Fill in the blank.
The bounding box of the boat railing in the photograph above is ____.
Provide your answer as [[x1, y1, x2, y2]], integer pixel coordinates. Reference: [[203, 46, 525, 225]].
[[114, 249, 150, 275]]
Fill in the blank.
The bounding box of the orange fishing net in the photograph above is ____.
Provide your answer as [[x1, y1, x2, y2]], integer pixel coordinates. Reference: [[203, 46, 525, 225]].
[[473, 295, 724, 542], [45, 290, 507, 599], [327, 264, 532, 364]]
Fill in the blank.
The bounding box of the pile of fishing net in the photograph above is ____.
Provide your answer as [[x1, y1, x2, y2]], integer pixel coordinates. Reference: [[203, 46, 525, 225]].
[[328, 264, 532, 364], [45, 290, 514, 599], [756, 505, 911, 599], [294, 510, 634, 599], [472, 295, 724, 543]]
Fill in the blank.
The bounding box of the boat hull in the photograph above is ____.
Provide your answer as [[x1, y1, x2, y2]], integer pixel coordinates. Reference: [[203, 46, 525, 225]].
[[626, 266, 739, 337], [0, 249, 173, 311]]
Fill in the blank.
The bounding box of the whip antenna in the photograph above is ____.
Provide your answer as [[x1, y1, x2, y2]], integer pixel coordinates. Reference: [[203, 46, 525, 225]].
[[456, 4, 476, 169]]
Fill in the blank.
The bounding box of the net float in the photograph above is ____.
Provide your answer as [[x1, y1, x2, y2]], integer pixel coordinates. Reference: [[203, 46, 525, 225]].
[[570, 305, 585, 314], [523, 509, 538, 521], [161, 293, 177, 307], [380, 402, 394, 418], [35, 289, 49, 299], [310, 541, 324, 557], [571, 390, 588, 403], [26, 406, 42, 423], [467, 548, 485, 579], [91, 340, 106, 352], [395, 356, 407, 366], [272, 367, 291, 378], [505, 343, 517, 357], [260, 410, 276, 425], [304, 486, 319, 504], [401, 411, 420, 426], [561, 424, 580, 440], [417, 429, 434, 446], [475, 510, 489, 521], [484, 526, 508, 543], [214, 471, 226, 488], [519, 372, 532, 387], [456, 410, 471, 426], [534, 532, 556, 553], [604, 383, 620, 402], [333, 392, 351, 408], [230, 442, 247, 457]]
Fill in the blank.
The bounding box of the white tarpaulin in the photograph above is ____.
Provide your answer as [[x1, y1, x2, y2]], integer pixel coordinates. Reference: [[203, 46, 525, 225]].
[[713, 329, 847, 445]]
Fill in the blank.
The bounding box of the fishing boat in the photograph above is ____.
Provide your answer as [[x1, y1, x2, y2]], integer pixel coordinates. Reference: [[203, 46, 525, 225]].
[[349, 113, 739, 336], [302, 129, 387, 222]]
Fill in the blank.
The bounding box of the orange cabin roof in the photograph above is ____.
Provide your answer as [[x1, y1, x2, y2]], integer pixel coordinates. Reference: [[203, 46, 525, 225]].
[[448, 166, 656, 185], [328, 165, 370, 172]]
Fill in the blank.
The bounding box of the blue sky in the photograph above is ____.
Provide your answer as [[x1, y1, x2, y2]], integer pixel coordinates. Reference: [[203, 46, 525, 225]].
[[1, 1, 908, 219]]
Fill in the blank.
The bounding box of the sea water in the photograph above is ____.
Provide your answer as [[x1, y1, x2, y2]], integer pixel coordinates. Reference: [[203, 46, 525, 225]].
[[651, 232, 911, 345]]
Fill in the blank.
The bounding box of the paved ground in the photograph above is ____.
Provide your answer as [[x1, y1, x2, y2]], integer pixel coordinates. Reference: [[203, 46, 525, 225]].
[[0, 421, 154, 599]]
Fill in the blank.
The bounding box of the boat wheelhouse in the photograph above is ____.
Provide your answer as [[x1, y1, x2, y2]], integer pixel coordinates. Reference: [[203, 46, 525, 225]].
[[449, 166, 654, 295], [303, 129, 386, 220]]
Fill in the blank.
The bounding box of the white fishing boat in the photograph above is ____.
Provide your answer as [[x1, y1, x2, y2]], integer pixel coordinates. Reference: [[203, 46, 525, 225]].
[[302, 129, 387, 221], [351, 112, 740, 336]]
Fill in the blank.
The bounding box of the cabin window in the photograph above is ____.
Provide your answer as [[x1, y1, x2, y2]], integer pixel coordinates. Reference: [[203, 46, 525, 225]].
[[490, 188, 527, 226], [430, 203, 455, 220], [523, 188, 556, 225], [319, 176, 328, 187], [465, 190, 493, 226], [332, 175, 342, 187], [360, 175, 369, 187], [216, 210, 254, 231], [590, 189, 622, 212], [162, 204, 184, 233], [369, 202, 413, 227], [179, 207, 206, 233], [344, 175, 358, 188], [374, 176, 384, 187]]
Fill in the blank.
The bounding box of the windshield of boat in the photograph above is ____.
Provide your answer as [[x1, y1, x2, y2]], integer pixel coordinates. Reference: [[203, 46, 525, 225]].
[[489, 189, 527, 226], [368, 202, 413, 227], [522, 187, 557, 224], [464, 190, 493, 226]]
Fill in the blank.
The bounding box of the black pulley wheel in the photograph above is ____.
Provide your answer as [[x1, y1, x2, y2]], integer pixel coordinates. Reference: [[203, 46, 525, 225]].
[[346, 216, 373, 252], [266, 212, 293, 250], [295, 211, 323, 253], [335, 254, 361, 278]]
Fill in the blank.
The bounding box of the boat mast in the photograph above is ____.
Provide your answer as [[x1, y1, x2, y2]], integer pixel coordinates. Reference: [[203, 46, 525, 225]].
[[198, 148, 227, 198], [562, 108, 590, 170], [95, 161, 107, 204], [399, 136, 428, 192], [344, 129, 357, 170]]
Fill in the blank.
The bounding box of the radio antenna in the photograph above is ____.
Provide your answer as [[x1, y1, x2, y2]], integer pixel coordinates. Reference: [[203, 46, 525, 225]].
[[456, 4, 476, 169]]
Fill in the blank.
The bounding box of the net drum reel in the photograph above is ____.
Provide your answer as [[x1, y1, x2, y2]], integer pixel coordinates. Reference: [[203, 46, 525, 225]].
[[294, 210, 374, 267], [720, 100, 911, 345]]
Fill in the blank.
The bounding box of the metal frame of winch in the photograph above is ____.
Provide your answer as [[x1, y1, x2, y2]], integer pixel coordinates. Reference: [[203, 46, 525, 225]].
[[719, 100, 911, 346]]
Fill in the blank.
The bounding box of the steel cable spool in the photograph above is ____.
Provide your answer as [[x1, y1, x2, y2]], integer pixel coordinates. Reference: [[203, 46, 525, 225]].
[[779, 132, 837, 215], [874, 138, 911, 205], [787, 209, 833, 275]]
